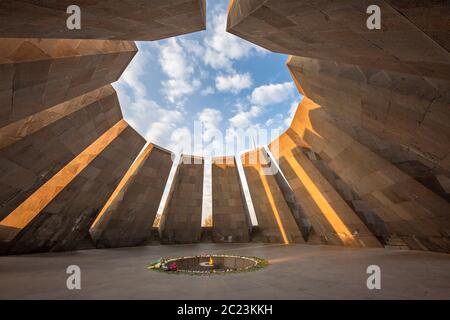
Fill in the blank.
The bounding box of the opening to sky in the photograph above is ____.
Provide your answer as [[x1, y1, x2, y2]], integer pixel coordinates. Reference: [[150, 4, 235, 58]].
[[113, 0, 302, 226]]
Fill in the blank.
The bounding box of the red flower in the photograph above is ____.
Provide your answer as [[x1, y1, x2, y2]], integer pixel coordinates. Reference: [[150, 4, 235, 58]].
[[168, 262, 177, 271]]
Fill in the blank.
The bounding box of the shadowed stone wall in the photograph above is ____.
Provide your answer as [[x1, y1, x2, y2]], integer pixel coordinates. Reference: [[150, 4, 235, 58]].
[[211, 156, 250, 243], [0, 1, 208, 254], [0, 38, 137, 127], [0, 0, 206, 41], [261, 146, 311, 241], [0, 85, 123, 222], [228, 1, 450, 202], [2, 122, 145, 254], [228, 0, 450, 253], [227, 0, 450, 80], [241, 149, 304, 244], [0, 0, 448, 254], [159, 155, 204, 244], [301, 145, 391, 246], [269, 130, 382, 248], [90, 144, 173, 248], [287, 56, 450, 202], [289, 97, 450, 252]]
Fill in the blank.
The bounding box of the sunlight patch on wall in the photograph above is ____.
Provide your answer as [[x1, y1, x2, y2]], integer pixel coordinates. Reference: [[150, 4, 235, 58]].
[[0, 120, 128, 235], [90, 142, 154, 230]]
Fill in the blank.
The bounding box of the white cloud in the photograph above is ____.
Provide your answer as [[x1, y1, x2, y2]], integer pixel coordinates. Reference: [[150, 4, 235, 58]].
[[200, 86, 215, 96], [180, 39, 205, 57], [215, 73, 253, 93], [116, 43, 149, 101], [203, 8, 267, 71], [175, 9, 262, 72], [251, 82, 295, 106], [223, 81, 300, 154], [114, 43, 189, 150], [159, 38, 192, 79], [266, 114, 283, 127], [114, 2, 299, 160], [113, 2, 300, 227], [285, 99, 301, 126], [264, 98, 303, 130], [227, 81, 297, 130], [198, 108, 222, 143], [168, 127, 192, 154], [115, 88, 186, 148], [229, 105, 262, 128], [158, 38, 201, 102]]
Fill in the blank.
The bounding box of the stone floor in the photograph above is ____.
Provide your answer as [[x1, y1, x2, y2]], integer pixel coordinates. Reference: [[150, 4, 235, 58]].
[[0, 243, 449, 299]]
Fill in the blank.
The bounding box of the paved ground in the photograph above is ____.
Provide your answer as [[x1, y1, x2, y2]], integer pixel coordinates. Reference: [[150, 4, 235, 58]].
[[0, 243, 449, 299]]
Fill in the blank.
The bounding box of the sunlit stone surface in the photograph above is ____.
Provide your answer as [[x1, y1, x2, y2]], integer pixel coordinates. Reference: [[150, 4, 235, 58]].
[[2, 121, 145, 254], [241, 149, 304, 244], [229, 0, 450, 252], [0, 0, 448, 261], [0, 86, 123, 223], [91, 144, 173, 248], [287, 56, 450, 202]]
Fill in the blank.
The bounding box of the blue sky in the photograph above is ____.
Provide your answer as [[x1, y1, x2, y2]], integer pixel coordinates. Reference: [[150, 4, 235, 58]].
[[112, 0, 303, 224], [113, 0, 302, 157]]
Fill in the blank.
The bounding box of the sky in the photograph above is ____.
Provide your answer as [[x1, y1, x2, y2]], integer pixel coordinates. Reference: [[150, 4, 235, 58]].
[[112, 0, 303, 225]]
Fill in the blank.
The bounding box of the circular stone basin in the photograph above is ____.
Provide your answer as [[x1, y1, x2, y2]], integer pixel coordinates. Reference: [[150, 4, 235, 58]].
[[148, 255, 268, 275]]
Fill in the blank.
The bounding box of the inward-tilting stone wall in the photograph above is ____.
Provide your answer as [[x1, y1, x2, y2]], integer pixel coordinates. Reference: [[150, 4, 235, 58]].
[[241, 149, 304, 244], [90, 144, 173, 248], [229, 0, 450, 252], [287, 56, 450, 202], [4, 122, 145, 254], [0, 0, 448, 254], [0, 0, 206, 40], [159, 155, 204, 244], [0, 2, 207, 254], [211, 156, 251, 243]]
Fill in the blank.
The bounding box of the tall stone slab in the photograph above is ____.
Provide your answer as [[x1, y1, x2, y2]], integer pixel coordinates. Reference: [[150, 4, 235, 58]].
[[227, 0, 450, 80], [0, 38, 136, 127], [159, 155, 204, 244], [287, 56, 450, 202], [0, 0, 206, 41], [1, 121, 145, 254], [211, 156, 250, 243], [260, 146, 312, 242], [0, 86, 123, 222], [269, 130, 382, 247], [241, 149, 303, 243], [90, 144, 173, 248], [289, 97, 450, 252]]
